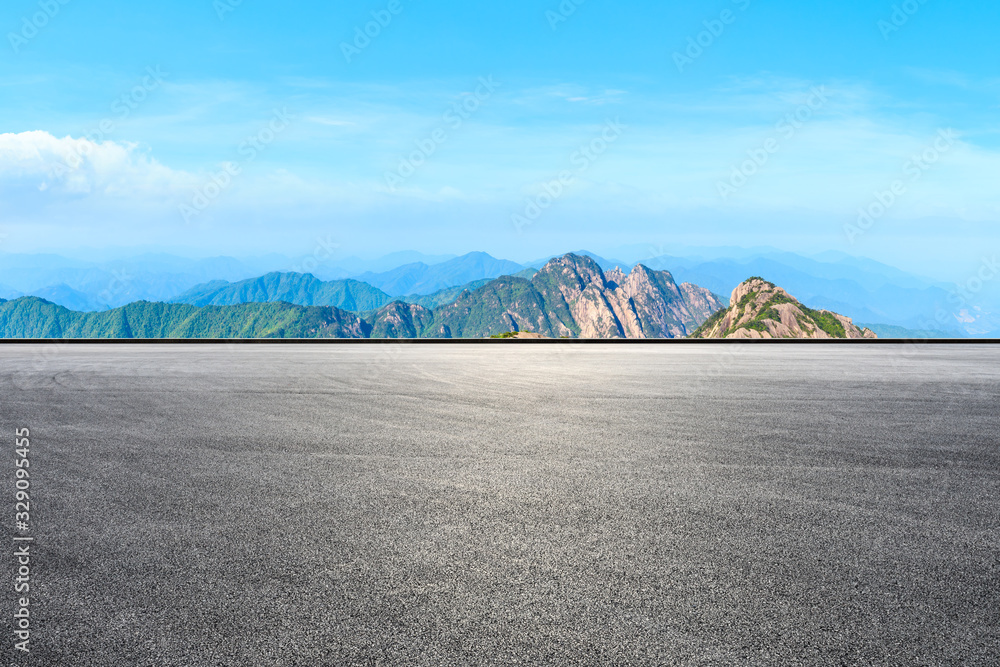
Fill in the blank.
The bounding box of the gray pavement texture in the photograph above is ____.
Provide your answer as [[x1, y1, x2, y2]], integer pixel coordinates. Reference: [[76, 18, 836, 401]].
[[0, 343, 998, 666]]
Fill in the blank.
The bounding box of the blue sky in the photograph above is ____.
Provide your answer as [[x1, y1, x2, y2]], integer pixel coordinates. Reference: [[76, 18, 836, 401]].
[[1, 0, 998, 278]]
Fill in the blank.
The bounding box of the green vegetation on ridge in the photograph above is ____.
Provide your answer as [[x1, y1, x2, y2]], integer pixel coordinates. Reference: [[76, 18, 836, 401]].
[[690, 307, 726, 338], [688, 277, 869, 339], [0, 254, 726, 340], [0, 298, 370, 339], [172, 273, 395, 312], [799, 305, 847, 338]]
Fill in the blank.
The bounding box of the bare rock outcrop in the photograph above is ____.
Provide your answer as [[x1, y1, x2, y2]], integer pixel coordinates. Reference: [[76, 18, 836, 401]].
[[690, 278, 877, 339], [429, 253, 725, 338], [531, 255, 725, 339]]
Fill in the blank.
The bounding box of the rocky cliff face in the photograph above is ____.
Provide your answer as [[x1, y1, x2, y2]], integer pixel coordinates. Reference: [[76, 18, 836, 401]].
[[369, 302, 435, 338], [531, 255, 625, 338], [427, 254, 725, 338], [691, 278, 878, 339]]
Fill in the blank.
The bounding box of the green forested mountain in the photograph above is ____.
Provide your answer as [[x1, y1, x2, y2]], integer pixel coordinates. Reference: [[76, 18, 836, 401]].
[[368, 302, 435, 338], [171, 272, 395, 312], [400, 279, 495, 310], [173, 271, 505, 314], [0, 255, 725, 339], [0, 298, 371, 339]]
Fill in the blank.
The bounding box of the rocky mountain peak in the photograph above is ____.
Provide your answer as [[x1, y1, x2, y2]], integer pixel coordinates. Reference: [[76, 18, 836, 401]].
[[693, 277, 877, 339], [536, 253, 607, 288], [730, 277, 779, 307], [605, 266, 627, 286]]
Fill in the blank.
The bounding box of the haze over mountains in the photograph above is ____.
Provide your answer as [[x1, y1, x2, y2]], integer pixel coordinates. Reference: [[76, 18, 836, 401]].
[[0, 255, 723, 339], [353, 252, 526, 296], [692, 278, 877, 339], [647, 253, 972, 336], [0, 247, 994, 336], [172, 274, 396, 312]]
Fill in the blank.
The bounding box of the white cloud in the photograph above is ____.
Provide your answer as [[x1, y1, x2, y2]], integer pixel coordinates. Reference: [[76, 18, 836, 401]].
[[0, 131, 195, 198], [2, 74, 999, 264]]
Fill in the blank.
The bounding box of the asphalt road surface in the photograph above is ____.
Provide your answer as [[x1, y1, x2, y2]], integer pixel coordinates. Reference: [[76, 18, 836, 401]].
[[1, 343, 998, 666]]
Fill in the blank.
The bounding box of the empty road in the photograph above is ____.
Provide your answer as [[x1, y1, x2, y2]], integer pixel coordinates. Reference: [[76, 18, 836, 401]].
[[1, 344, 997, 665]]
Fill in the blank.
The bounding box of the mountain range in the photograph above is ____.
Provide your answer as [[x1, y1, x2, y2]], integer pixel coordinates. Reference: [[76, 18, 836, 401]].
[[171, 274, 396, 312], [0, 298, 371, 339], [353, 252, 527, 296], [0, 254, 724, 339], [1, 247, 995, 337], [424, 255, 723, 339], [691, 278, 877, 339], [644, 252, 967, 335]]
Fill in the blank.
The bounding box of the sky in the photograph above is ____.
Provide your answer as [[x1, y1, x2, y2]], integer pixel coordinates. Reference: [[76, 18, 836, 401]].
[[0, 0, 998, 279]]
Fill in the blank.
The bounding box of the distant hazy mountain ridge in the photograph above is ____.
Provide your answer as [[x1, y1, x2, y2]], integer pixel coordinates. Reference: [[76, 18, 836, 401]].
[[0, 254, 724, 339], [691, 278, 877, 339], [2, 248, 991, 336], [354, 252, 526, 296], [644, 251, 972, 336], [171, 272, 396, 312]]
